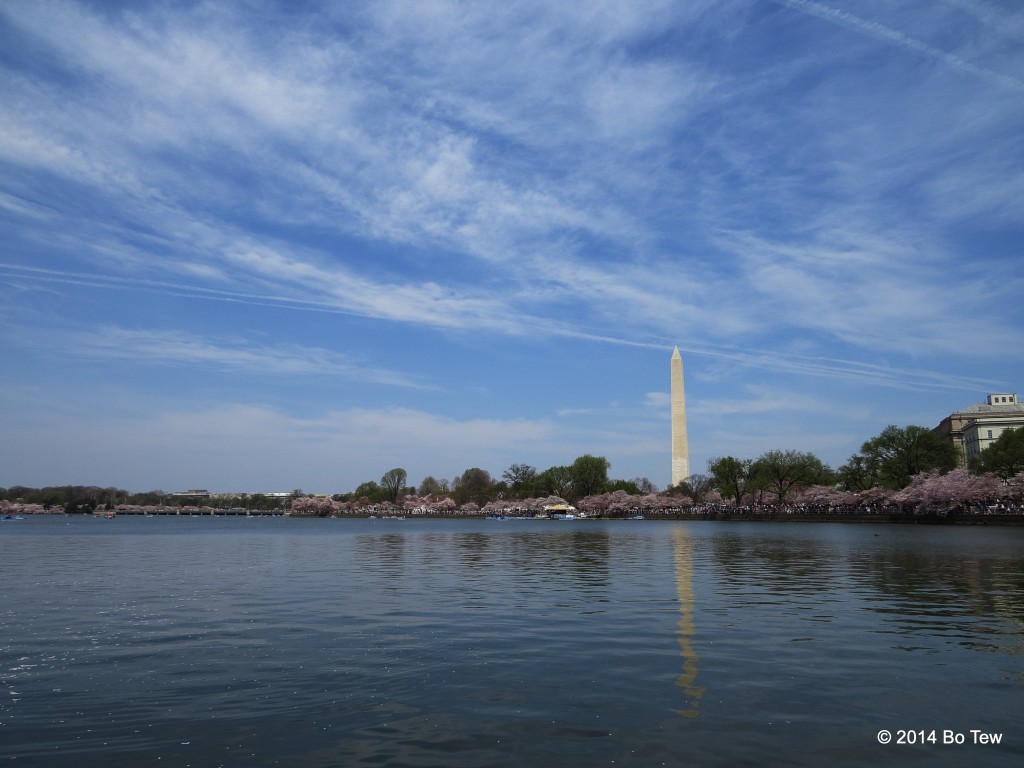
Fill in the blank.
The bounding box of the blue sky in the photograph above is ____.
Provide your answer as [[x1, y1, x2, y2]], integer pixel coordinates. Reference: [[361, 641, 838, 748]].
[[1, 0, 1022, 494]]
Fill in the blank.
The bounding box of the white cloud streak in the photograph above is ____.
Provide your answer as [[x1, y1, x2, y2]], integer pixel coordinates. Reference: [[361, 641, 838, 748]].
[[3, 0, 1016, 352], [67, 327, 430, 388], [0, 259, 1008, 395], [772, 0, 1024, 91], [1, 0, 1021, 495]]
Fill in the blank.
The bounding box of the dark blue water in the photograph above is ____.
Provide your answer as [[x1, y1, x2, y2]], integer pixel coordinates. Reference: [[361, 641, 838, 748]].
[[2, 516, 1022, 766]]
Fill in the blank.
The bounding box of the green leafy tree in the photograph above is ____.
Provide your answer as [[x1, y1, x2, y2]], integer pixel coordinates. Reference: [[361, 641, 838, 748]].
[[380, 468, 408, 504], [752, 449, 832, 506], [353, 480, 385, 504], [606, 479, 641, 495], [837, 454, 881, 492], [973, 428, 1024, 479], [856, 425, 957, 489], [453, 467, 494, 506], [707, 456, 755, 505], [538, 465, 574, 499], [570, 455, 610, 500]]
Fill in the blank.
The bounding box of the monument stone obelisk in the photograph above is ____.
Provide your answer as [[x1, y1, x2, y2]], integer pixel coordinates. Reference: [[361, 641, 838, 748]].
[[670, 346, 690, 487]]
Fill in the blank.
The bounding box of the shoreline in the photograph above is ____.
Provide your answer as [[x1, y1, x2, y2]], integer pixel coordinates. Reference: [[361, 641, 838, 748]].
[[288, 512, 1024, 525], [9, 510, 1024, 525]]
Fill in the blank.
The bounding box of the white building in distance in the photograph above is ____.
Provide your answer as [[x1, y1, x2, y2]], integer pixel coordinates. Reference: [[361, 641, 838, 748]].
[[933, 393, 1024, 466]]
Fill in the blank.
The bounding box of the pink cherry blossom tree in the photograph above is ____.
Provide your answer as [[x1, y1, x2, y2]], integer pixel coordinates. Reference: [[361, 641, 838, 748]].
[[891, 469, 1003, 514]]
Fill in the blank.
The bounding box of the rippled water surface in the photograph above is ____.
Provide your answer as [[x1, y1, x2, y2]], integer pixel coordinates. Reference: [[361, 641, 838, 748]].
[[2, 517, 1022, 766]]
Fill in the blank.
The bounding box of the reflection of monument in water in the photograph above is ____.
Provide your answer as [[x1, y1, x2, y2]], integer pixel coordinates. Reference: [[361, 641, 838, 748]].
[[670, 347, 701, 716], [673, 528, 704, 717], [670, 346, 690, 487]]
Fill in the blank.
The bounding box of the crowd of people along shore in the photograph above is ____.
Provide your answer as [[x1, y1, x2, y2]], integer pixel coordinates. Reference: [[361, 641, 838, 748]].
[[4, 465, 1023, 519]]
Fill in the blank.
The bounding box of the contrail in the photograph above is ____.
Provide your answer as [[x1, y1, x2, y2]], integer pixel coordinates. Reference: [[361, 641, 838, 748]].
[[0, 262, 998, 394], [937, 0, 1024, 40], [0, 263, 371, 317], [772, 0, 1024, 91], [673, 342, 1000, 394]]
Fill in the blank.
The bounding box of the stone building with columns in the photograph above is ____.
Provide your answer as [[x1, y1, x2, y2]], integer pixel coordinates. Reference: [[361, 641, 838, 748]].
[[933, 393, 1024, 467]]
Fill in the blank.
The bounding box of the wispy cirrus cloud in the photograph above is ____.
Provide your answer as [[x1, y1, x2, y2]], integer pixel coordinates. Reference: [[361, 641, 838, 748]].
[[3, 0, 1018, 366], [1, 1, 701, 268], [712, 229, 1024, 359], [0, 259, 1008, 397], [68, 327, 430, 389], [1, 1, 1022, 491], [772, 0, 1024, 91], [938, 0, 1024, 39], [681, 343, 1004, 394]]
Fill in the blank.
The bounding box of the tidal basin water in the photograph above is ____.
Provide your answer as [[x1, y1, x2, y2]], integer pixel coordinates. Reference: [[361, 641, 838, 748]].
[[2, 517, 1022, 767]]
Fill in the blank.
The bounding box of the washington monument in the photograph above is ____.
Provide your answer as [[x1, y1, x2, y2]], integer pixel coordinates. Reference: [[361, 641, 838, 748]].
[[670, 346, 690, 487]]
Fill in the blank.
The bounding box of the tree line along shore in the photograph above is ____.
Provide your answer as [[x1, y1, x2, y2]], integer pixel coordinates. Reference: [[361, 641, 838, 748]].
[[4, 424, 1023, 522]]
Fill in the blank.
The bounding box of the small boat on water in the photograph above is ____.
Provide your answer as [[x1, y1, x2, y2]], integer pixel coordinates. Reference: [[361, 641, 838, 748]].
[[1, 514, 25, 521]]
